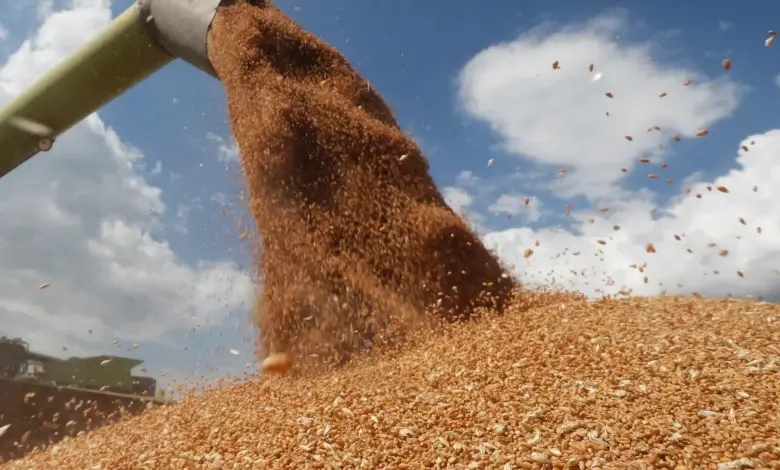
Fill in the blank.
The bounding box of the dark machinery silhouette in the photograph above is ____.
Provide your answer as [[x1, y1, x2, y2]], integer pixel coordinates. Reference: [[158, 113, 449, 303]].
[[0, 336, 157, 397]]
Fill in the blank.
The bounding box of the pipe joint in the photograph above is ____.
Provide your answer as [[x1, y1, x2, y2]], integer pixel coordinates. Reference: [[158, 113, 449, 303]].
[[136, 0, 221, 77]]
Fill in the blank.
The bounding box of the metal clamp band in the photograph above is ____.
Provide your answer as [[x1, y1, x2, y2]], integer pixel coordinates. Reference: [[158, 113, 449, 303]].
[[136, 0, 222, 78]]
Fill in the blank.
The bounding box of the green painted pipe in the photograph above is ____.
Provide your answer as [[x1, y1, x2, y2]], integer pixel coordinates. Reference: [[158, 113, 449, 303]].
[[0, 6, 172, 179], [0, 0, 222, 180]]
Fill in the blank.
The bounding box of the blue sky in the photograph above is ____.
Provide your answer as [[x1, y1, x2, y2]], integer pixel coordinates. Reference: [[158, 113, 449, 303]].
[[103, 0, 779, 243], [1, 0, 779, 392]]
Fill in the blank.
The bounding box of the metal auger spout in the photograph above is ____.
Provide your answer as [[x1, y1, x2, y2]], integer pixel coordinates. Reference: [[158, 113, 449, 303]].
[[0, 0, 223, 180]]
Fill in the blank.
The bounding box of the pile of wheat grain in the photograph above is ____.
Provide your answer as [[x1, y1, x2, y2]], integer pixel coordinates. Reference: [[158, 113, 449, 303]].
[[8, 294, 779, 469]]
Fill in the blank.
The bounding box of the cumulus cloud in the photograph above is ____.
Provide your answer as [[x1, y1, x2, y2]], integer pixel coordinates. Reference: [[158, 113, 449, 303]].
[[454, 13, 779, 301], [485, 131, 780, 301], [0, 0, 254, 357], [442, 184, 487, 231], [442, 186, 473, 213], [488, 194, 542, 222], [206, 131, 240, 163], [457, 14, 742, 199]]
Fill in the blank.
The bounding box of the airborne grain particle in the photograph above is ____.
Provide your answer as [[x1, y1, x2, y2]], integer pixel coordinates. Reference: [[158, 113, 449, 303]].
[[646, 243, 656, 253], [262, 353, 293, 375], [717, 185, 729, 193], [696, 129, 709, 137], [722, 58, 732, 70]]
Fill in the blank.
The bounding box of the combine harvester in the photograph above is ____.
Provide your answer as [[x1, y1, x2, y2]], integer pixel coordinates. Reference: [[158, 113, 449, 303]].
[[0, 337, 158, 396], [0, 336, 168, 461], [0, 0, 218, 458]]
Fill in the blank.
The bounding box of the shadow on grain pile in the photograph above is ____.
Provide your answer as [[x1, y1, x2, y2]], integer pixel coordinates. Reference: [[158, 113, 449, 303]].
[[208, 0, 518, 369]]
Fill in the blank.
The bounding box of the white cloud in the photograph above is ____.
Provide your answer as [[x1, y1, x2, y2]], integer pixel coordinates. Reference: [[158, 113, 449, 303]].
[[775, 74, 780, 89], [38, 0, 56, 20], [442, 186, 473, 213], [206, 131, 240, 163], [210, 192, 229, 206], [454, 13, 780, 302], [455, 170, 480, 187], [485, 131, 780, 300], [488, 194, 542, 221], [0, 0, 254, 357], [718, 21, 732, 32], [457, 14, 742, 199], [442, 184, 490, 232]]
